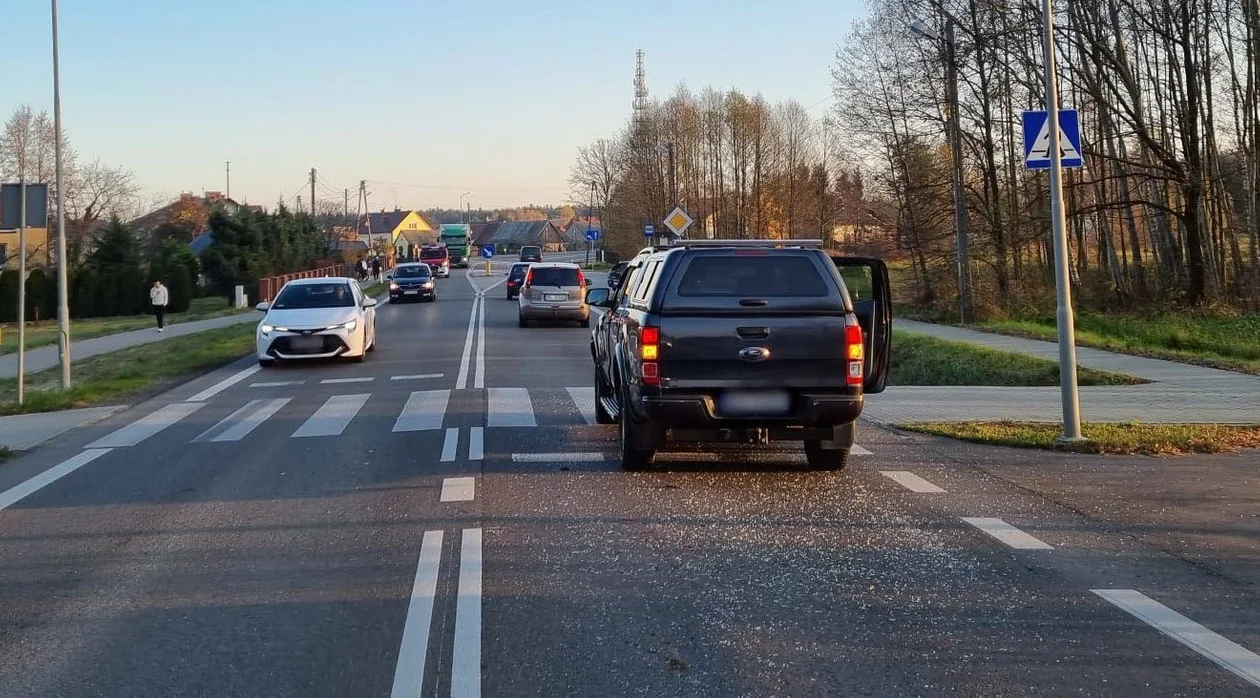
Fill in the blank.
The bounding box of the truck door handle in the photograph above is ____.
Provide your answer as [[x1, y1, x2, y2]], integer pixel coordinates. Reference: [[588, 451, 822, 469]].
[[737, 327, 770, 339]]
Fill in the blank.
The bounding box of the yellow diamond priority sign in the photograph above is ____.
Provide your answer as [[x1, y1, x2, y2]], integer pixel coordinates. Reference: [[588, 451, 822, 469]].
[[664, 206, 693, 236]]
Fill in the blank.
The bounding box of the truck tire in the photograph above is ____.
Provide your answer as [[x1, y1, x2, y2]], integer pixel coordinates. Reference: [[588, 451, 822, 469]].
[[804, 440, 850, 471], [618, 384, 662, 471]]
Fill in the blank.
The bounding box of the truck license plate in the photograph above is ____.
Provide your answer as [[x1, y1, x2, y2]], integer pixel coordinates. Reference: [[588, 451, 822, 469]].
[[719, 390, 791, 416]]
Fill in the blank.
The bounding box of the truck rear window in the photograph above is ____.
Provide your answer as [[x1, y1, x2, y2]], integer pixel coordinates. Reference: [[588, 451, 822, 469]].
[[675, 256, 830, 297], [529, 267, 580, 287]]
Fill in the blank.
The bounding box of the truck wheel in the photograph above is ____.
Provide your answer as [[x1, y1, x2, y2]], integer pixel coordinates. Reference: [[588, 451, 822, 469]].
[[594, 366, 616, 425], [618, 385, 661, 471], [804, 440, 850, 471]]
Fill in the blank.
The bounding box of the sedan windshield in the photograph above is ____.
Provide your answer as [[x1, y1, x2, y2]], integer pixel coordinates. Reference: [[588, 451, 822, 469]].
[[394, 266, 430, 279], [272, 282, 356, 309]]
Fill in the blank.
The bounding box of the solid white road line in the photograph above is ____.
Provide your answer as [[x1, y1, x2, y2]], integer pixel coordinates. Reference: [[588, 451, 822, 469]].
[[250, 380, 305, 388], [194, 398, 291, 443], [511, 452, 606, 462], [441, 477, 476, 502], [321, 377, 374, 384], [566, 386, 597, 426], [187, 364, 261, 402], [393, 390, 451, 433], [451, 528, 483, 698], [851, 444, 874, 456], [441, 428, 459, 462], [468, 427, 484, 461], [487, 388, 535, 427], [1092, 589, 1260, 688], [962, 517, 1054, 550], [292, 394, 370, 438], [880, 470, 947, 493], [473, 293, 487, 389], [390, 530, 444, 698], [391, 373, 444, 381], [0, 449, 112, 511], [456, 297, 481, 390], [87, 402, 205, 448]]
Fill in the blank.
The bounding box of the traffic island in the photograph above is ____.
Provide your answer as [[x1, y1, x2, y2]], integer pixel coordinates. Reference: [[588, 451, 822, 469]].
[[897, 421, 1260, 455]]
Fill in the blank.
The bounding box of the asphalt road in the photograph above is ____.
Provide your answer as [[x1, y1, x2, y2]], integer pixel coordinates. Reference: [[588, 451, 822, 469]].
[[0, 264, 1257, 696]]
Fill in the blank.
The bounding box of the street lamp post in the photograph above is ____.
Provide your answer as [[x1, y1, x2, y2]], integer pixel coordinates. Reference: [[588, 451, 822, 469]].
[[1039, 0, 1085, 442], [459, 191, 471, 223], [911, 16, 975, 324], [51, 0, 72, 388]]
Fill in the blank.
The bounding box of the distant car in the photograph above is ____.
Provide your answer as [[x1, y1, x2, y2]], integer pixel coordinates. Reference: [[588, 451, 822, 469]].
[[256, 277, 377, 366], [518, 262, 591, 327], [389, 263, 437, 303], [519, 245, 543, 263], [505, 262, 531, 300], [420, 246, 450, 278], [607, 261, 630, 290]]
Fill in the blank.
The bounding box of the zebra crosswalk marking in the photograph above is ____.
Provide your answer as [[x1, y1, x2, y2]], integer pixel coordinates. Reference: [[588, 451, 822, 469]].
[[292, 394, 370, 438]]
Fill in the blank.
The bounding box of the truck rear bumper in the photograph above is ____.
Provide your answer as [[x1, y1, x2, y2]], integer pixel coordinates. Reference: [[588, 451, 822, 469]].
[[641, 392, 863, 429]]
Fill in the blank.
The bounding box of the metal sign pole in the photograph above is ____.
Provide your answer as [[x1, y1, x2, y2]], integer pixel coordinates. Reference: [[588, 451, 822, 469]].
[[17, 179, 27, 404], [1041, 0, 1084, 442]]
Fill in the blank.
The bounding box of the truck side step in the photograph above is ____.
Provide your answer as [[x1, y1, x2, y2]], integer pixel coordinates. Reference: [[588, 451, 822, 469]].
[[599, 396, 621, 421]]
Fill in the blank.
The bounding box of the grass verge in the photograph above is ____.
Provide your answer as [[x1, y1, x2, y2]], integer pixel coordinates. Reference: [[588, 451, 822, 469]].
[[889, 331, 1144, 386], [0, 447, 11, 463], [976, 312, 1260, 375], [0, 323, 256, 416], [898, 421, 1260, 455], [363, 282, 386, 298], [0, 296, 248, 356]]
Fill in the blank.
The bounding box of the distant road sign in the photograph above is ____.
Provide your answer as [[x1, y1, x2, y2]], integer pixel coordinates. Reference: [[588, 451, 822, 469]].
[[1023, 109, 1083, 169], [664, 207, 693, 236], [0, 183, 49, 230], [644, 224, 655, 238], [585, 228, 601, 242], [481, 244, 495, 259]]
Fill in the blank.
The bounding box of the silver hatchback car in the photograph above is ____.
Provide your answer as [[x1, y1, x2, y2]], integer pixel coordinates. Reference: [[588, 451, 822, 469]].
[[517, 262, 591, 327]]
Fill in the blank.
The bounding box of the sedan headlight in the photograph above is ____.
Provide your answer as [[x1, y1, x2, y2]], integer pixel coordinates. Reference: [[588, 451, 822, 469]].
[[423, 281, 435, 289], [261, 324, 275, 334], [390, 282, 399, 290], [328, 319, 358, 333]]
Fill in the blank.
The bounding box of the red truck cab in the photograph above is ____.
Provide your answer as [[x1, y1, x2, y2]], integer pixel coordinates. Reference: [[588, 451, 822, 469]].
[[420, 246, 450, 278]]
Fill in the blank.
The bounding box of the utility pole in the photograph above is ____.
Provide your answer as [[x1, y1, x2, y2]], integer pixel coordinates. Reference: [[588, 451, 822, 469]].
[[225, 161, 231, 198], [51, 0, 71, 388], [344, 188, 349, 217], [309, 167, 316, 219], [1040, 0, 1084, 443], [667, 142, 677, 207], [587, 179, 595, 266], [943, 21, 974, 324], [17, 178, 27, 404]]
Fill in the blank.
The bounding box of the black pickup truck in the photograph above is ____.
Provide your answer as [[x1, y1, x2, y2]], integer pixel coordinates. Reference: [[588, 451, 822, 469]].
[[586, 239, 891, 471]]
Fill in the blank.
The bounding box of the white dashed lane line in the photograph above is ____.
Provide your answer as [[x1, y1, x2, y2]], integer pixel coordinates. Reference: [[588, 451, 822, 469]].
[[440, 477, 476, 502], [1092, 589, 1260, 689], [391, 373, 444, 381], [468, 427, 484, 461], [187, 364, 261, 402], [0, 449, 113, 511], [880, 470, 947, 493], [250, 380, 305, 388], [962, 517, 1054, 550], [441, 428, 459, 462], [321, 377, 374, 385], [512, 453, 606, 463]]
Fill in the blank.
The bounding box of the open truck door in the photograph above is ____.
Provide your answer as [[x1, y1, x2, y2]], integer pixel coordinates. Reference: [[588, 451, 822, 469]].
[[831, 256, 892, 394]]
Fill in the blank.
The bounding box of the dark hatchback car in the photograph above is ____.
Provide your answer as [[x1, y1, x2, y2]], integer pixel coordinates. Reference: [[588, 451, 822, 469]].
[[519, 245, 543, 263], [505, 262, 531, 300], [388, 263, 437, 302], [607, 261, 630, 290]]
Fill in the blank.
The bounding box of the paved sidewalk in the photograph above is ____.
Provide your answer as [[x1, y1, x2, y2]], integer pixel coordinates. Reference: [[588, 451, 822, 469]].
[[865, 320, 1260, 425]]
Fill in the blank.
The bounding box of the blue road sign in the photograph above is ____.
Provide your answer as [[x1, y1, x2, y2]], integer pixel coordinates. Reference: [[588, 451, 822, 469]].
[[1023, 109, 1083, 170], [481, 244, 495, 259], [644, 224, 655, 238], [585, 228, 601, 242]]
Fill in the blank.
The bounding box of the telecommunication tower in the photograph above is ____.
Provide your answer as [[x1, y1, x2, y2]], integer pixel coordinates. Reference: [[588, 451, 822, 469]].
[[632, 49, 650, 145]]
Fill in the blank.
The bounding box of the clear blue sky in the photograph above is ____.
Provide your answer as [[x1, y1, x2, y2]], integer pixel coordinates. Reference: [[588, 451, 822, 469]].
[[3, 1, 864, 210]]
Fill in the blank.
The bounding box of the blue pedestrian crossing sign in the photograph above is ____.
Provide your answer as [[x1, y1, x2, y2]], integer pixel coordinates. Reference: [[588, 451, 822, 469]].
[[1023, 109, 1083, 170], [585, 228, 601, 241], [481, 244, 495, 259]]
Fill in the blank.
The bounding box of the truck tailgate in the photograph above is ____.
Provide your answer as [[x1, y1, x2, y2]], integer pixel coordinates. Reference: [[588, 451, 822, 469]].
[[657, 315, 849, 389]]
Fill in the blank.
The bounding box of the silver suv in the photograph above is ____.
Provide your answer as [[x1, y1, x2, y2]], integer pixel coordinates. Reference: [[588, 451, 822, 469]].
[[517, 262, 591, 327]]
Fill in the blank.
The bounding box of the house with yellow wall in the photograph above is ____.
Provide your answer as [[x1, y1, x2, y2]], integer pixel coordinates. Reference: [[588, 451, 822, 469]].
[[358, 209, 436, 248], [0, 226, 50, 268]]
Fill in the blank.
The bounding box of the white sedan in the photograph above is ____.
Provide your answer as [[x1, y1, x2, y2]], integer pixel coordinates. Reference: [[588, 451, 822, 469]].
[[255, 277, 378, 366]]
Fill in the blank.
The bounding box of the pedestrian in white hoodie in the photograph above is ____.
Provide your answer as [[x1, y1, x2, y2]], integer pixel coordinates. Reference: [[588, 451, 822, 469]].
[[150, 280, 169, 332]]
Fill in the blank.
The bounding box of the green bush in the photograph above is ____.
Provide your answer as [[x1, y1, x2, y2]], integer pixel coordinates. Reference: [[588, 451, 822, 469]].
[[0, 271, 19, 323], [167, 263, 193, 313]]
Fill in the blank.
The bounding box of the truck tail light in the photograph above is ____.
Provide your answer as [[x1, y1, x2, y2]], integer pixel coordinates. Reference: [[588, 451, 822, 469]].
[[640, 326, 660, 385], [845, 318, 864, 387]]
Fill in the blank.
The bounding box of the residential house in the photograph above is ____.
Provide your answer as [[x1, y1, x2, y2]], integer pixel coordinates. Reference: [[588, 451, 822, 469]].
[[470, 221, 502, 247], [561, 216, 602, 250], [393, 230, 433, 262], [357, 209, 436, 251], [478, 220, 565, 254], [129, 191, 244, 259]]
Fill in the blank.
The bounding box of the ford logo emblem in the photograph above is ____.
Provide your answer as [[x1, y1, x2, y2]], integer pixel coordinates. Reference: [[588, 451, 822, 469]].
[[739, 347, 770, 361]]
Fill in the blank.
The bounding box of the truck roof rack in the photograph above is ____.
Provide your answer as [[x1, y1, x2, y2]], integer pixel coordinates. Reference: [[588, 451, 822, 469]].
[[668, 238, 824, 249]]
